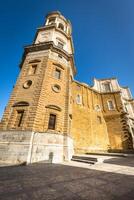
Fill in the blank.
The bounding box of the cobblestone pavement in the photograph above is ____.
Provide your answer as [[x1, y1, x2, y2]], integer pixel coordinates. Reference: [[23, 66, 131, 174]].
[[0, 157, 134, 200]]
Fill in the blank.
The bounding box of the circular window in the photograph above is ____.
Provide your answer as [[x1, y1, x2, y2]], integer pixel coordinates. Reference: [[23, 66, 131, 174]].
[[23, 80, 32, 89], [52, 84, 61, 93]]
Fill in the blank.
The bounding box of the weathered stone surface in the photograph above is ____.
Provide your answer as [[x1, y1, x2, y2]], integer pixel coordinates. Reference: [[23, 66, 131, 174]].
[[0, 11, 134, 165], [0, 159, 134, 200], [0, 131, 73, 164]]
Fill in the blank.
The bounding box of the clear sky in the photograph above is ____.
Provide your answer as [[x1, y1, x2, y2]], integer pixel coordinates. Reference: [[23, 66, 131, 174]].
[[0, 0, 134, 119]]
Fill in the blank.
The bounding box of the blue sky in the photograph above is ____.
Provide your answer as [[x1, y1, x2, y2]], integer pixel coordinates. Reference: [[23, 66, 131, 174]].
[[0, 0, 134, 119]]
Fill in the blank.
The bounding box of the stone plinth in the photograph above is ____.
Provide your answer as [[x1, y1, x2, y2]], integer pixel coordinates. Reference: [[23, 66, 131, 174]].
[[0, 131, 74, 164]]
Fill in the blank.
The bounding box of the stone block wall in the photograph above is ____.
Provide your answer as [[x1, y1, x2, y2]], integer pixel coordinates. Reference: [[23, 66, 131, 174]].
[[71, 81, 133, 153], [71, 82, 110, 153], [30, 132, 74, 163], [0, 131, 32, 163], [0, 131, 74, 164]]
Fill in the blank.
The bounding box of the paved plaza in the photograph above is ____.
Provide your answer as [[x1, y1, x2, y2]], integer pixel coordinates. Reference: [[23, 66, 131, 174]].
[[0, 156, 134, 200]]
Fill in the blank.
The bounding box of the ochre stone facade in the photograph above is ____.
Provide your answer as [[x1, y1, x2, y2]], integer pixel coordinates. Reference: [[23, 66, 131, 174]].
[[71, 81, 134, 153], [0, 11, 134, 164]]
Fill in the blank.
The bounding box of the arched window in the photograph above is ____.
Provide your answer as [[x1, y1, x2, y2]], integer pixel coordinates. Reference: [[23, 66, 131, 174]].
[[48, 17, 56, 25], [76, 94, 82, 105], [58, 23, 64, 31]]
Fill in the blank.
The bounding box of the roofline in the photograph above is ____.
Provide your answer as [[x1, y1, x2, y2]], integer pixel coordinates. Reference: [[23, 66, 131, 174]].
[[94, 77, 117, 81], [45, 11, 71, 26], [73, 79, 121, 95]]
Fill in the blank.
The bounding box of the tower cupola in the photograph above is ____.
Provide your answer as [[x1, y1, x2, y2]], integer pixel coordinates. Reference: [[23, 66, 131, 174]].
[[34, 11, 74, 56], [45, 11, 72, 36]]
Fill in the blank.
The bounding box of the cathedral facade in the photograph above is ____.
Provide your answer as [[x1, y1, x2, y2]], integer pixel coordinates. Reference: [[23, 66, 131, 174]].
[[0, 11, 134, 164]]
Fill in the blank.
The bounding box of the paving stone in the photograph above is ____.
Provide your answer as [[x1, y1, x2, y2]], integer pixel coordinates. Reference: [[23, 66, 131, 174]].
[[0, 161, 134, 200]]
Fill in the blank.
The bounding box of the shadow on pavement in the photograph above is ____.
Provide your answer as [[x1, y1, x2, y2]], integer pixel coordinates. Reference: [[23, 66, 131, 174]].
[[0, 162, 134, 200], [104, 157, 134, 167]]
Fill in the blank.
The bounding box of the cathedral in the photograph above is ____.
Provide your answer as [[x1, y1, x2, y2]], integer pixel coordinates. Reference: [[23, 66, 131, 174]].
[[0, 11, 134, 164]]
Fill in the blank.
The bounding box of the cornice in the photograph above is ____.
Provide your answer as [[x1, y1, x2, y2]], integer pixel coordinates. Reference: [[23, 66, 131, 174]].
[[19, 41, 76, 75], [36, 25, 71, 39], [122, 97, 134, 102], [33, 24, 74, 54]]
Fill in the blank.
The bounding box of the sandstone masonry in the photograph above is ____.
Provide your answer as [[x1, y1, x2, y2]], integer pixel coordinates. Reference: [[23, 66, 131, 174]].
[[0, 11, 134, 164]]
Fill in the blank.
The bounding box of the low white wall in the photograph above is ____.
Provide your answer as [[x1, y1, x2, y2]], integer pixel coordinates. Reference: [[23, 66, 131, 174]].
[[0, 131, 32, 164], [0, 131, 74, 164]]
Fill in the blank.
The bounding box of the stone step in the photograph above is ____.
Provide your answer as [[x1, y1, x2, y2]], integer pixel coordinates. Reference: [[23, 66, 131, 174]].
[[72, 155, 97, 162], [86, 152, 134, 157], [71, 158, 95, 165]]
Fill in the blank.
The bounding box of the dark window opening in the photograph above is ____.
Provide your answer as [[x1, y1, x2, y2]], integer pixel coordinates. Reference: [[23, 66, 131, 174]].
[[48, 114, 56, 130], [48, 17, 56, 24], [103, 83, 111, 92], [32, 64, 37, 74], [54, 68, 61, 79], [76, 94, 82, 104], [58, 23, 64, 30], [17, 110, 24, 127]]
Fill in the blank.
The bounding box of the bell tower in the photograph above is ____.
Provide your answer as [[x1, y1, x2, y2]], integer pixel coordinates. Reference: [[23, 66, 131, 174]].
[[0, 11, 76, 163]]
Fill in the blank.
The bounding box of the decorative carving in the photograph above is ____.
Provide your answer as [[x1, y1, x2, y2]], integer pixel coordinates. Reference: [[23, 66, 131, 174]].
[[53, 62, 64, 70], [13, 101, 29, 107], [29, 59, 41, 63], [45, 105, 62, 111]]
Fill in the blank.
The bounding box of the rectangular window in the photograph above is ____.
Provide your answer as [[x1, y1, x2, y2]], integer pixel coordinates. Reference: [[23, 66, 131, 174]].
[[103, 83, 111, 92], [16, 110, 24, 127], [108, 100, 115, 110], [58, 42, 64, 49], [28, 64, 37, 75], [31, 64, 37, 74], [54, 68, 61, 79], [76, 94, 82, 104], [48, 114, 56, 130]]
